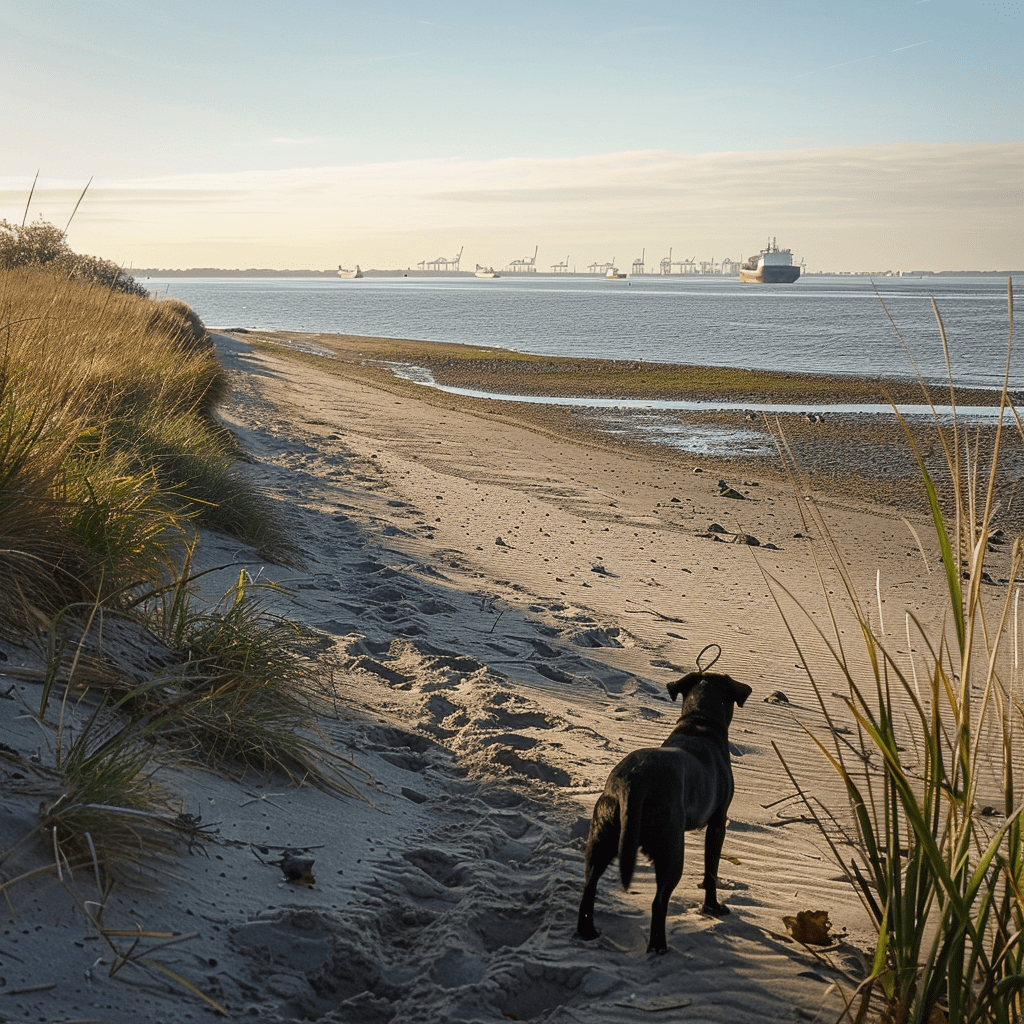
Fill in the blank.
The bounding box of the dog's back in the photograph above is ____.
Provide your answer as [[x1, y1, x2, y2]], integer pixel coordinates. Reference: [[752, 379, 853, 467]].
[[594, 736, 732, 891]]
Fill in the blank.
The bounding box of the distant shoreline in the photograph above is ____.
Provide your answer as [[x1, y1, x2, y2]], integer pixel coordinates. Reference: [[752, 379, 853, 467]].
[[137, 268, 1022, 279]]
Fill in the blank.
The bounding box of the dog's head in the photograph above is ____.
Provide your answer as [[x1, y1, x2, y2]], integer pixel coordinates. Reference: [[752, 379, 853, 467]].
[[667, 671, 752, 726]]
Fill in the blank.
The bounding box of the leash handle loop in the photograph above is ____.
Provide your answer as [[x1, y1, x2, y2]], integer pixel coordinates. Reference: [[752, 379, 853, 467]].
[[696, 643, 721, 674]]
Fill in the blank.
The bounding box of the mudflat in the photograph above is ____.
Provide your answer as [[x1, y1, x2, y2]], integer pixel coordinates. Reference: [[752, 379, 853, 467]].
[[243, 328, 1024, 527]]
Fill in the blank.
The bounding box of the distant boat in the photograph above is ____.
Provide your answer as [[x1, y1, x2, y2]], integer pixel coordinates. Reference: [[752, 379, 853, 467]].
[[474, 265, 500, 279], [738, 239, 800, 284], [605, 266, 628, 280], [337, 265, 363, 279]]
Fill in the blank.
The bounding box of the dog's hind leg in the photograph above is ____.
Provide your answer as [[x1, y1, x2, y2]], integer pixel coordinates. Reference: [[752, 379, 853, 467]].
[[577, 798, 619, 941], [699, 807, 731, 916], [647, 839, 683, 954]]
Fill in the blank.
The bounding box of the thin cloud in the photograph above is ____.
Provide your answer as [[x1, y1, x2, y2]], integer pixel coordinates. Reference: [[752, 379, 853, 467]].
[[792, 54, 875, 79], [52, 144, 1021, 212], [892, 40, 931, 52]]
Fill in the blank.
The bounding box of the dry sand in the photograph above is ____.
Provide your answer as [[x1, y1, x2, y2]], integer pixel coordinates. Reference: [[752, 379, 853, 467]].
[[0, 331, 1016, 1022]]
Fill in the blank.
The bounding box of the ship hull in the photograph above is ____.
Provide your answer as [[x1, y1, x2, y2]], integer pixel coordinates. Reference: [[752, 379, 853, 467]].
[[738, 265, 800, 284]]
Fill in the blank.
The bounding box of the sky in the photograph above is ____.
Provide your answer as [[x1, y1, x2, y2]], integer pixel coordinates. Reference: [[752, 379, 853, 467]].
[[0, 0, 1020, 273]]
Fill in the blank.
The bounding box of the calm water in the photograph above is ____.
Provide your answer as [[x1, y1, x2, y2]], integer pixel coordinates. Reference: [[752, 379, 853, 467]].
[[146, 274, 1020, 391]]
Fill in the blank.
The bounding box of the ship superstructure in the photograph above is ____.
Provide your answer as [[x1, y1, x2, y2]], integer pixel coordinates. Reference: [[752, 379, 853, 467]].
[[738, 239, 800, 283]]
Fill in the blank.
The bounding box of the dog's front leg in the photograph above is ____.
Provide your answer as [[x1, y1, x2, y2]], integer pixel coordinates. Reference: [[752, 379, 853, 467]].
[[700, 808, 731, 916]]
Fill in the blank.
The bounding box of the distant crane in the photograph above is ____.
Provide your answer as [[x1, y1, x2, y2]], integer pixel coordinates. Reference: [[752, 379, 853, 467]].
[[660, 248, 673, 275], [631, 249, 646, 275], [720, 257, 740, 275], [418, 245, 463, 272], [444, 246, 464, 272], [506, 245, 539, 273], [550, 255, 570, 273], [673, 256, 697, 274]]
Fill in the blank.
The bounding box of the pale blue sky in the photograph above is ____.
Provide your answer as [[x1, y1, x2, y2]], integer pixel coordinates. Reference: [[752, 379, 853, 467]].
[[0, 1, 1020, 270]]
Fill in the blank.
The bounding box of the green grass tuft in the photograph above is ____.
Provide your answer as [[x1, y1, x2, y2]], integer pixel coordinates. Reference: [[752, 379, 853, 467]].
[[766, 280, 1023, 1024], [140, 562, 361, 795]]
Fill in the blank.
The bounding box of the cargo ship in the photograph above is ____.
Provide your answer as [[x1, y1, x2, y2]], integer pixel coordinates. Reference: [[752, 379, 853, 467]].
[[738, 239, 800, 283]]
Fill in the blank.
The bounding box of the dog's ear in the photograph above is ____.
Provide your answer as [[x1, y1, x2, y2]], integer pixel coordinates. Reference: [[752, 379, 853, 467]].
[[667, 672, 703, 702], [730, 678, 753, 707]]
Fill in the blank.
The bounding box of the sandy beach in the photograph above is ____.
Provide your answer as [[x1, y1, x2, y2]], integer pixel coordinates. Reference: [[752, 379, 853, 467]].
[[0, 329, 1017, 1023]]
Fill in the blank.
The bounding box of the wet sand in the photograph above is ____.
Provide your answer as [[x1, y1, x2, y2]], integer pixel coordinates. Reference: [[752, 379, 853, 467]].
[[240, 328, 1024, 532]]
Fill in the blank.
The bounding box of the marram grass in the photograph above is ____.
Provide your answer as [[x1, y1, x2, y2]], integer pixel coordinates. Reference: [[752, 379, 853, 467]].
[[0, 230, 366, 1024], [140, 554, 364, 796], [0, 264, 283, 630], [768, 282, 1023, 1024], [0, 250, 350, 893]]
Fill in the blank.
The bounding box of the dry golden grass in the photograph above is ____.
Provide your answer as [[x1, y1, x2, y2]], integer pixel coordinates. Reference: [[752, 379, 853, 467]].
[[0, 261, 353, 892], [0, 266, 282, 629]]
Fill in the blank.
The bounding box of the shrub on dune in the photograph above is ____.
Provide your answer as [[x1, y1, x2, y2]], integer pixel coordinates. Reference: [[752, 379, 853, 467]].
[[0, 218, 148, 297]]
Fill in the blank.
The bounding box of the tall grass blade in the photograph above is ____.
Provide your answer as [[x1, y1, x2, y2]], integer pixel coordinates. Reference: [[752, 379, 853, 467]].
[[768, 279, 1023, 1023], [62, 177, 92, 236], [20, 171, 38, 229]]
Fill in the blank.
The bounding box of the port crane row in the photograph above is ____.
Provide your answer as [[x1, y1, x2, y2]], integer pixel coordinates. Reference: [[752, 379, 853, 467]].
[[413, 246, 804, 275]]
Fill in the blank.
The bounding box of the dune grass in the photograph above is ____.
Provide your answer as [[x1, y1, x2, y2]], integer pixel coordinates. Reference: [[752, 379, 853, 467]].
[[0, 250, 356, 891], [767, 283, 1023, 1023], [0, 265, 283, 630], [135, 549, 364, 795]]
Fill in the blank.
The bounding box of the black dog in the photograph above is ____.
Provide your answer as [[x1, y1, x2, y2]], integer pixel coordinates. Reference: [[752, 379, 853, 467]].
[[576, 671, 751, 953]]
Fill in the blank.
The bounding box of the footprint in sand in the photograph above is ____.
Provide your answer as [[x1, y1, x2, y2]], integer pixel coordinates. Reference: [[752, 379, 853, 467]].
[[402, 848, 473, 889], [429, 952, 487, 989], [348, 654, 412, 686], [481, 733, 539, 752], [490, 964, 595, 1022], [569, 626, 624, 648], [424, 654, 486, 675], [378, 749, 431, 772], [471, 909, 545, 952], [487, 705, 553, 730], [490, 748, 572, 785]]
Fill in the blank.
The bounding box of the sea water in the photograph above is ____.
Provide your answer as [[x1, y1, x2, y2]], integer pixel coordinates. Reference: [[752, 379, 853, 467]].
[[145, 274, 1019, 392]]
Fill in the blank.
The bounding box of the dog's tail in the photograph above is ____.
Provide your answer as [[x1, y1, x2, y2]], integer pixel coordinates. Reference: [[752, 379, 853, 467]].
[[617, 785, 643, 891]]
